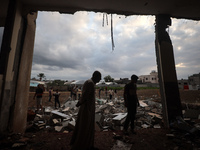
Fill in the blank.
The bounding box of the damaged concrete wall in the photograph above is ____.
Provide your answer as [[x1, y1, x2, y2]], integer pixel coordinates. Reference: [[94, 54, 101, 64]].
[[155, 14, 183, 127], [0, 0, 23, 134], [12, 12, 37, 133], [0, 0, 37, 134]]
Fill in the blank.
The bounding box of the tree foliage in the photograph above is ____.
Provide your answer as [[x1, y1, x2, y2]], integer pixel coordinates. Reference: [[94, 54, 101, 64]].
[[37, 73, 46, 81], [104, 75, 114, 82], [47, 80, 65, 86]]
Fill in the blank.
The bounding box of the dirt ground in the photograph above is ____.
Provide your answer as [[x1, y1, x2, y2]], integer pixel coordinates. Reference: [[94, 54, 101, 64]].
[[1, 89, 200, 150]]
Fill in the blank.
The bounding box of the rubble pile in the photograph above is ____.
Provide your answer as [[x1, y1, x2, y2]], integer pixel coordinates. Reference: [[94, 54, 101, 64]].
[[9, 95, 200, 149], [26, 96, 166, 134]]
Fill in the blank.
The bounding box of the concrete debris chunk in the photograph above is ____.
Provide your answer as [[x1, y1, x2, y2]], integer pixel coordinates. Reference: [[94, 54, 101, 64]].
[[141, 124, 150, 128], [55, 126, 63, 132], [68, 120, 76, 130], [36, 114, 42, 118], [62, 107, 70, 112], [111, 140, 132, 150], [51, 110, 71, 120], [45, 107, 52, 115], [148, 112, 162, 119], [139, 101, 148, 107], [153, 124, 161, 128], [63, 100, 78, 109], [12, 142, 27, 148], [53, 119, 59, 124], [112, 113, 127, 125], [62, 120, 70, 128]]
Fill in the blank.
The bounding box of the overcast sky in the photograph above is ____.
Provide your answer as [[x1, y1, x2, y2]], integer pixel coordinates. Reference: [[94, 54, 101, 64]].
[[0, 11, 200, 81]]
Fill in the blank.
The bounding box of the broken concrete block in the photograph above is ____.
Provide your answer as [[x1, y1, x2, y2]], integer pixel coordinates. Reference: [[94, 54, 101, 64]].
[[63, 100, 77, 109], [153, 124, 161, 128], [166, 134, 175, 138], [148, 112, 162, 119], [62, 107, 70, 112], [141, 124, 150, 128], [44, 107, 52, 115], [63, 130, 69, 133], [55, 126, 63, 132], [38, 120, 45, 124], [36, 114, 42, 118], [62, 120, 70, 128], [53, 119, 59, 124], [111, 140, 132, 150], [12, 142, 27, 148], [140, 101, 148, 107], [95, 113, 104, 125], [51, 110, 71, 120], [68, 120, 76, 130], [112, 113, 127, 125]]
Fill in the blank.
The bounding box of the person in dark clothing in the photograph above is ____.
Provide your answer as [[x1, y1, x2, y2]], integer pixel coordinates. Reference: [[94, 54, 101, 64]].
[[33, 84, 44, 112], [70, 71, 101, 150], [49, 88, 53, 102], [53, 89, 60, 108], [123, 74, 140, 134]]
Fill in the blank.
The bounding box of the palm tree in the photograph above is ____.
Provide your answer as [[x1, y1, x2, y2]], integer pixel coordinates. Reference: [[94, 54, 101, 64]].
[[37, 73, 46, 81]]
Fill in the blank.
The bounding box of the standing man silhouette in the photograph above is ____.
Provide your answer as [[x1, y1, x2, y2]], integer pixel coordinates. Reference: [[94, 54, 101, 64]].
[[70, 71, 101, 150], [123, 74, 140, 134]]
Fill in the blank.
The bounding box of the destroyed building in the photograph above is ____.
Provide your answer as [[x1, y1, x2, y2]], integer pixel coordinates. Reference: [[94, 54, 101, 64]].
[[0, 0, 200, 149]]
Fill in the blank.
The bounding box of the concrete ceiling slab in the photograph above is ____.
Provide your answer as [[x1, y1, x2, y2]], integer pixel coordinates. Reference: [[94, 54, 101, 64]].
[[1, 0, 200, 26]]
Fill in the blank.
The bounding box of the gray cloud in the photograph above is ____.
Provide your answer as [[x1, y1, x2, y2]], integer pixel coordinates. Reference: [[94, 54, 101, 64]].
[[29, 12, 200, 80]]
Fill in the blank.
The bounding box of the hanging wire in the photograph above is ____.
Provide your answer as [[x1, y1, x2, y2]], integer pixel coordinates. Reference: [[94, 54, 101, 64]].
[[102, 13, 104, 27], [102, 13, 115, 51], [106, 13, 108, 25], [111, 14, 115, 51], [102, 13, 108, 27]]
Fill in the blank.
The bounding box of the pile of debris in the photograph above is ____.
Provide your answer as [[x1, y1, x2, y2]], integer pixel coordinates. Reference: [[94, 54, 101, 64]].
[[26, 96, 165, 134], [21, 96, 200, 149]]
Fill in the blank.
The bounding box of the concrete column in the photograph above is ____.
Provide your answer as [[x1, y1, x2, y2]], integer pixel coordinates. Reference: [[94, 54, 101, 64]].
[[0, 0, 37, 134], [12, 12, 37, 133], [0, 0, 22, 134], [155, 15, 182, 127]]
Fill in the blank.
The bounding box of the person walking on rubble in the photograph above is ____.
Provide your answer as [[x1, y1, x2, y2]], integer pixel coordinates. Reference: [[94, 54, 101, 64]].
[[33, 84, 44, 113], [70, 71, 101, 150], [53, 89, 60, 109], [123, 74, 140, 134]]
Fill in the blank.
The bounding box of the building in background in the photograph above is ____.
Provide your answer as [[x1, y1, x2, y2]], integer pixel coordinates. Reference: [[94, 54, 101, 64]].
[[139, 71, 159, 84], [188, 73, 200, 86]]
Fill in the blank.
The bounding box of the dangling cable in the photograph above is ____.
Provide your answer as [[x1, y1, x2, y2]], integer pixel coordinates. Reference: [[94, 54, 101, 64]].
[[102, 13, 105, 27], [106, 14, 108, 25], [111, 14, 115, 51]]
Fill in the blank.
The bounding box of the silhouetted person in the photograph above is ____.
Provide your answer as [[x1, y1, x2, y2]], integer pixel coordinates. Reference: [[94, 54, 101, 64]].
[[53, 89, 60, 108], [99, 88, 102, 98], [72, 85, 78, 100], [109, 89, 113, 100], [70, 71, 101, 150], [105, 86, 107, 99], [49, 88, 53, 102], [123, 74, 140, 134], [33, 84, 44, 112]]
